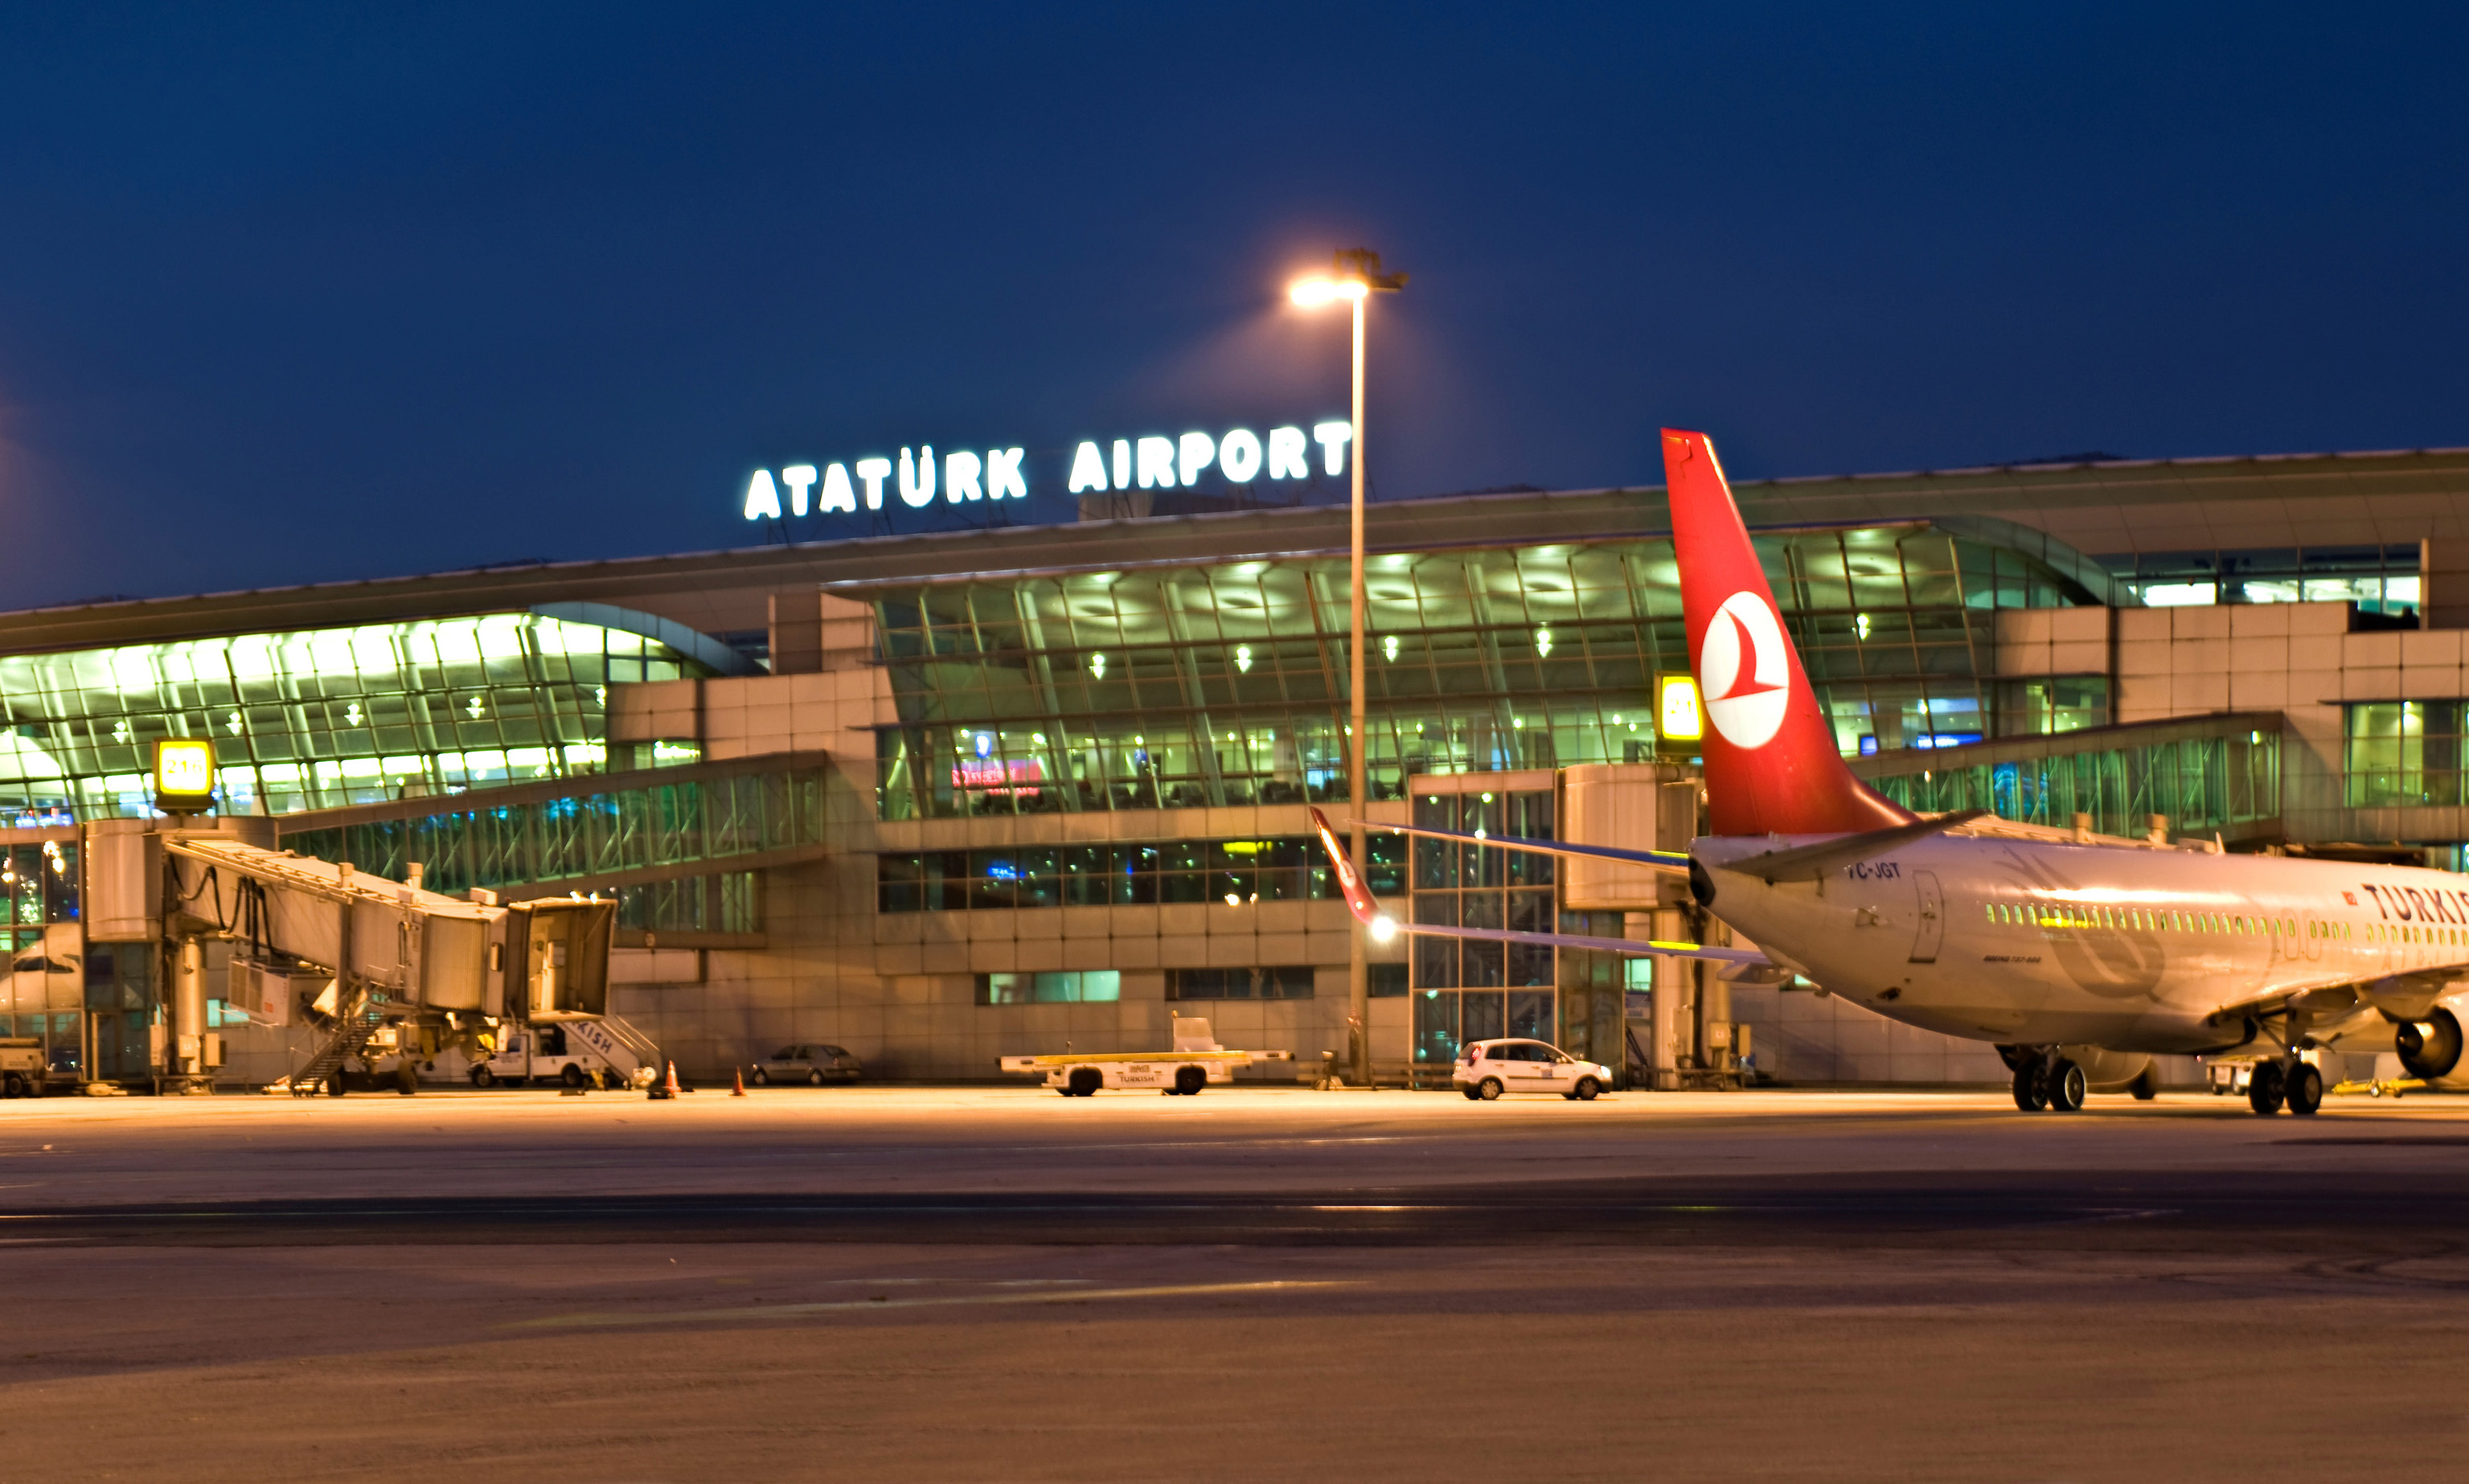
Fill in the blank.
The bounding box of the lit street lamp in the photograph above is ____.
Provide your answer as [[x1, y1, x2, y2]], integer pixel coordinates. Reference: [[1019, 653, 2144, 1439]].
[[1290, 248, 1405, 1088]]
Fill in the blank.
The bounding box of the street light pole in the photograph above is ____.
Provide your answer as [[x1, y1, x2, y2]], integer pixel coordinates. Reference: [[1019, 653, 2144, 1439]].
[[1346, 277, 1370, 1089], [1290, 248, 1405, 1088]]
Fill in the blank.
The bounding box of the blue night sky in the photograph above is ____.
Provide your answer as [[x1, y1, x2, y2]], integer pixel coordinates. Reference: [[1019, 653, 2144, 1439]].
[[2, 3, 2463, 606]]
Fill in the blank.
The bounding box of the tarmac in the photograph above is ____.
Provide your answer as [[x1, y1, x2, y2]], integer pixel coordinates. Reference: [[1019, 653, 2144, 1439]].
[[6, 1084, 2469, 1479]]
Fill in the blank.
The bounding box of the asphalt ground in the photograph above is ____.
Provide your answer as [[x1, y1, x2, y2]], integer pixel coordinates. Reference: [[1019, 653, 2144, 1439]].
[[6, 1085, 2469, 1479]]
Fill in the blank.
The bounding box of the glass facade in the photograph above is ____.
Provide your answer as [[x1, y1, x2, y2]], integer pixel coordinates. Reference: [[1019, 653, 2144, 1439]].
[[876, 834, 1405, 912], [867, 524, 2104, 820], [978, 970, 1121, 1005], [2103, 544, 2422, 614], [0, 613, 709, 822], [1402, 786, 1625, 1068], [1857, 715, 2282, 839], [1167, 966, 1315, 1000], [2, 840, 78, 956], [278, 759, 823, 932], [2347, 702, 2469, 808]]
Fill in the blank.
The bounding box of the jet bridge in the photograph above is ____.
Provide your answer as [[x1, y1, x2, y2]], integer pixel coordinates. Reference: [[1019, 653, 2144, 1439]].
[[87, 821, 641, 1094]]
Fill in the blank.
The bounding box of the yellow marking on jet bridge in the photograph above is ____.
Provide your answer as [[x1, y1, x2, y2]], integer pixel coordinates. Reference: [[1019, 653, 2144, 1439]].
[[510, 1278, 1352, 1330]]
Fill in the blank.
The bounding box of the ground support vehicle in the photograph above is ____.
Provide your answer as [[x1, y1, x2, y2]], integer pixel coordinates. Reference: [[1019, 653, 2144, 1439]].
[[466, 1019, 659, 1089], [1000, 1017, 1291, 1096], [1454, 1038, 1616, 1101], [0, 1037, 45, 1097]]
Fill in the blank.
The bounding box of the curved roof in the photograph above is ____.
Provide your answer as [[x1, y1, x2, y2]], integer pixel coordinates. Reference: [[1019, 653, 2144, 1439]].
[[1, 445, 2459, 656]]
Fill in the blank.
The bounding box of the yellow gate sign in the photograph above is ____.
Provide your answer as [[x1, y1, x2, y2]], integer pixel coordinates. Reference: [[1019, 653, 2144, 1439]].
[[153, 737, 216, 813]]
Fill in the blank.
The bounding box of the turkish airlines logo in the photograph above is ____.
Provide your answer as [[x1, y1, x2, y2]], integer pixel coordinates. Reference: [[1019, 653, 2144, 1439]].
[[1699, 591, 1790, 749]]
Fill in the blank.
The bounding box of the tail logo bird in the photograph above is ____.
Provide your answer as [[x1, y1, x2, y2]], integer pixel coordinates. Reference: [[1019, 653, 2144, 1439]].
[[1699, 590, 1791, 749]]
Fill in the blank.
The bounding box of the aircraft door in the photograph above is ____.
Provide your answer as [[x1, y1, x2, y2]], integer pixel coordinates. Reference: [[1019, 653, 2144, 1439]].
[[1909, 871, 1945, 964]]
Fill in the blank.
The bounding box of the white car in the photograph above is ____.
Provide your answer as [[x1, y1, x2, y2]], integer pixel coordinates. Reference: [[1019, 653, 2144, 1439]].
[[1454, 1039, 1614, 1101]]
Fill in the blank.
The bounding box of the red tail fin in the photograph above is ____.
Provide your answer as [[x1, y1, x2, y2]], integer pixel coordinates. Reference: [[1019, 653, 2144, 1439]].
[[1662, 429, 1913, 837]]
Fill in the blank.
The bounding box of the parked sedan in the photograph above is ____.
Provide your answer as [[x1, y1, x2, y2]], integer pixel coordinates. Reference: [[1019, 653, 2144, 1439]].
[[1454, 1039, 1613, 1101], [748, 1044, 863, 1086]]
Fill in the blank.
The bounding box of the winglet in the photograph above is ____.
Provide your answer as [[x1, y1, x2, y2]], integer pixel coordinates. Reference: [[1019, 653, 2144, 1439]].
[[1309, 807, 1383, 926]]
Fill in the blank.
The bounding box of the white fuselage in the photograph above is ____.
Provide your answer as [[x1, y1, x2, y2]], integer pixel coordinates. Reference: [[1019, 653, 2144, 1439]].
[[1694, 833, 2469, 1053]]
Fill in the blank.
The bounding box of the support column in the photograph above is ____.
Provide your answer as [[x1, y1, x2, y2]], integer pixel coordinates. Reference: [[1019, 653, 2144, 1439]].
[[1650, 907, 1687, 1090], [170, 935, 211, 1094]]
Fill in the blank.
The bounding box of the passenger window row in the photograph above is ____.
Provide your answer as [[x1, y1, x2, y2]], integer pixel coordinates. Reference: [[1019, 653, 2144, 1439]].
[[1979, 901, 2469, 951]]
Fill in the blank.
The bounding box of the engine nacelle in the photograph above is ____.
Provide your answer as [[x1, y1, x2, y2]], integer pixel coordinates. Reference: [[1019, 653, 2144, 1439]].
[[2397, 1005, 2465, 1084]]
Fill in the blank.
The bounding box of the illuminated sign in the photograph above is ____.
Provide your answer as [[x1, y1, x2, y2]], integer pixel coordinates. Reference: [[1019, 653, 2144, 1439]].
[[743, 420, 1352, 521], [153, 737, 215, 813], [953, 756, 1044, 797], [1655, 673, 1704, 743]]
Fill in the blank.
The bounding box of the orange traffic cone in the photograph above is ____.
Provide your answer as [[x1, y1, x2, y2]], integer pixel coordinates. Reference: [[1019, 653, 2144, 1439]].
[[665, 1060, 682, 1095], [732, 1067, 746, 1097], [649, 1058, 679, 1101]]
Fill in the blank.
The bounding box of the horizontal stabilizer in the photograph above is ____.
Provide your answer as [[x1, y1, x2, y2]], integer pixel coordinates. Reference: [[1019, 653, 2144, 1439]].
[[1725, 810, 1991, 883], [1306, 808, 1770, 969], [1380, 917, 1770, 965], [1342, 818, 1689, 871]]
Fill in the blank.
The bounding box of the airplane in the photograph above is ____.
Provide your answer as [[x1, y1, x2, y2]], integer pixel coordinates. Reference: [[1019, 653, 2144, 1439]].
[[1310, 427, 2469, 1116]]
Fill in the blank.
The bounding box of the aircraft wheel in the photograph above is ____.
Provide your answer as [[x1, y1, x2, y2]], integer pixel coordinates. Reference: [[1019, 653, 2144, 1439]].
[[2285, 1063, 2323, 1116], [2045, 1059, 2086, 1113], [2247, 1061, 2286, 1115], [1477, 1078, 1503, 1101], [2011, 1062, 2047, 1112]]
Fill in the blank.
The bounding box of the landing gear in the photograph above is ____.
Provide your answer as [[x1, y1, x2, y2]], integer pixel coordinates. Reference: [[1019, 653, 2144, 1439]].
[[2045, 1059, 2086, 1113], [2246, 1060, 2286, 1115], [2011, 1060, 2047, 1111], [2284, 1062, 2323, 1116]]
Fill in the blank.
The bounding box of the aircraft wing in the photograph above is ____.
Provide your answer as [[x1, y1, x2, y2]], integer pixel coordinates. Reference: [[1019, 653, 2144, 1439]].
[[1338, 818, 1689, 871], [2206, 965, 2469, 1032], [1308, 809, 1771, 969]]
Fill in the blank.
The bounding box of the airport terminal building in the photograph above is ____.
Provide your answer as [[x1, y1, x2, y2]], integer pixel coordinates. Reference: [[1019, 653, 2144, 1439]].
[[8, 446, 2469, 1088]]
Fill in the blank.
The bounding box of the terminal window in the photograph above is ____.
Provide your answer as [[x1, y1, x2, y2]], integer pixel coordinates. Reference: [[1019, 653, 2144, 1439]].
[[1167, 966, 1314, 1001], [977, 971, 1121, 1005], [876, 835, 1403, 912]]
